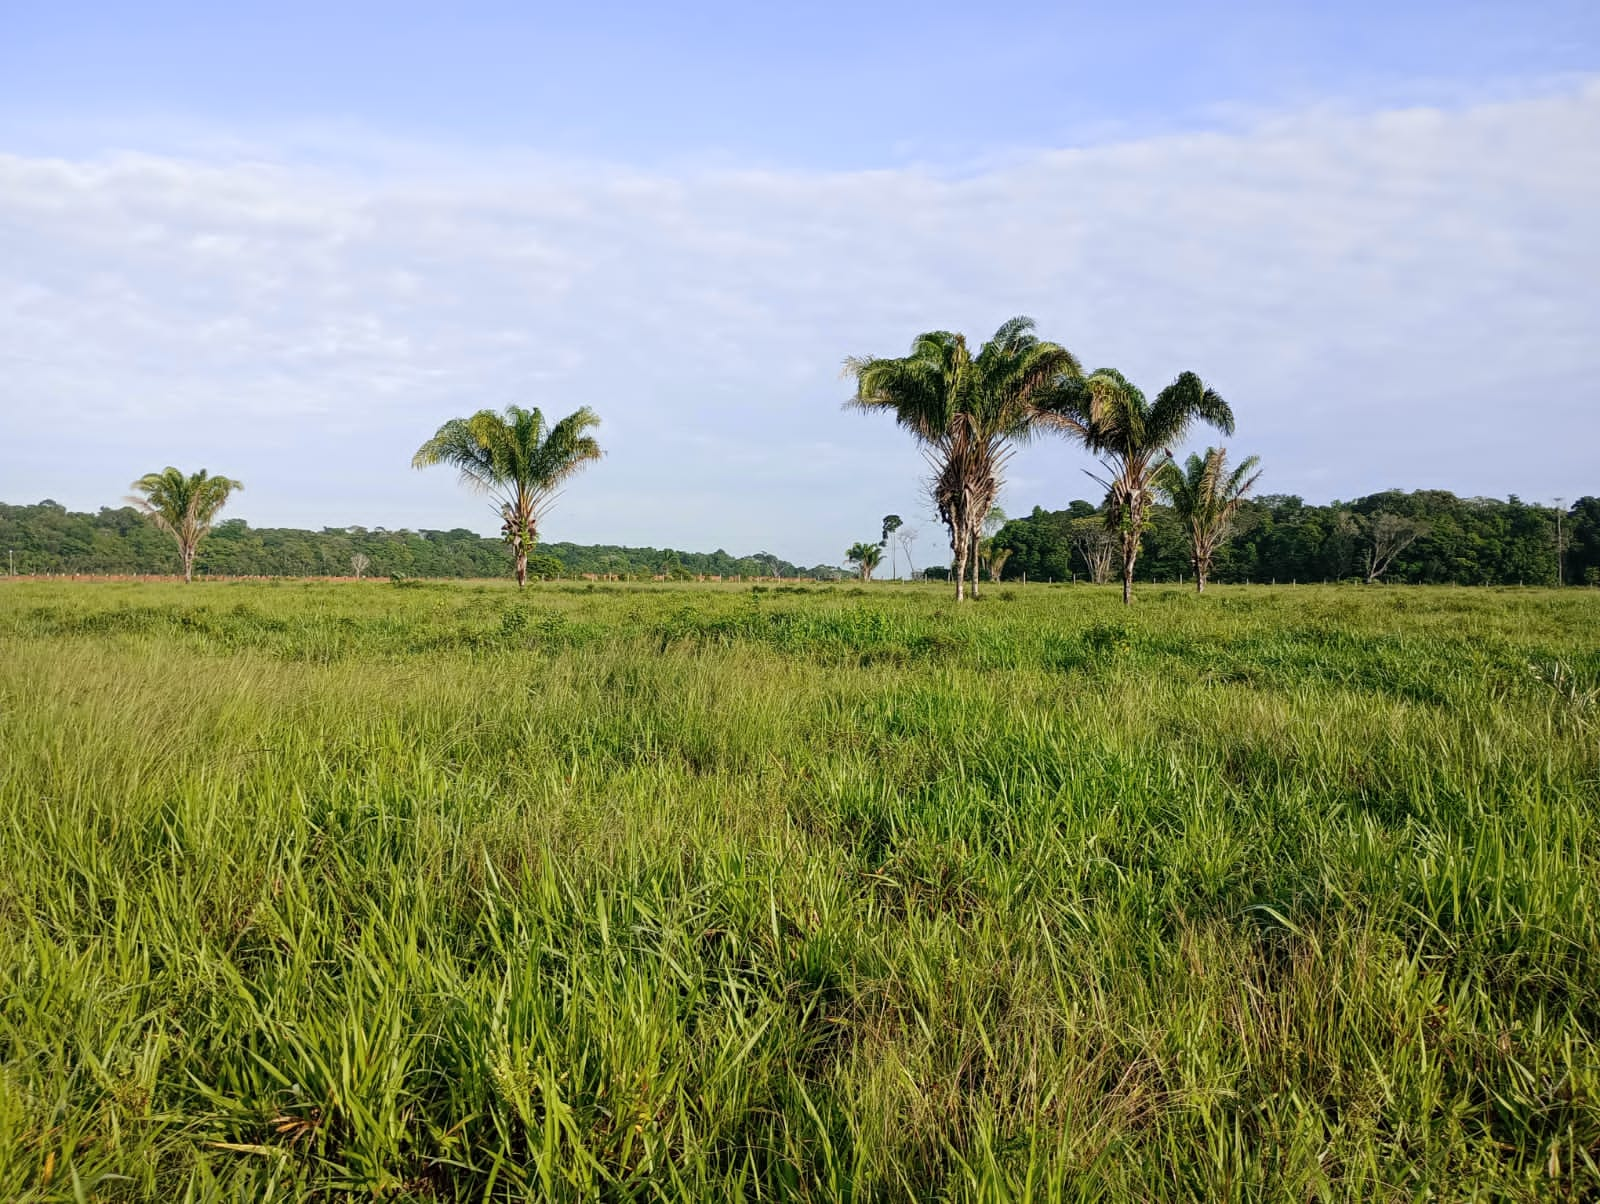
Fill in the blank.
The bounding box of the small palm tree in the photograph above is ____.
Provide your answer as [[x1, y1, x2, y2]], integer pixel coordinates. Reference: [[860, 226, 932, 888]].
[[1047, 369, 1234, 603], [128, 467, 243, 583], [847, 318, 1080, 602], [1154, 447, 1262, 593], [976, 506, 1010, 584], [982, 544, 1013, 581], [846, 541, 883, 581], [412, 405, 602, 588]]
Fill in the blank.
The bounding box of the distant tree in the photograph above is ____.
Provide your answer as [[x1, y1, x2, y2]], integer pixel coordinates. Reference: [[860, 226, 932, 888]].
[[1553, 497, 1569, 587], [412, 405, 602, 588], [127, 467, 243, 583], [895, 525, 919, 578], [977, 506, 1010, 581], [1045, 369, 1234, 603], [526, 553, 566, 580], [350, 552, 370, 579], [1154, 447, 1262, 593], [847, 317, 1082, 602], [1070, 517, 1118, 584], [1325, 510, 1362, 580], [881, 514, 903, 578], [985, 545, 1013, 581], [1362, 513, 1427, 584], [846, 541, 883, 581], [1568, 497, 1600, 586]]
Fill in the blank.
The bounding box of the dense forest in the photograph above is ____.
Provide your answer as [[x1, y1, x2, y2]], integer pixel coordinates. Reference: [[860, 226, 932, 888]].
[[3, 491, 1596, 586], [0, 501, 837, 580], [991, 491, 1600, 586]]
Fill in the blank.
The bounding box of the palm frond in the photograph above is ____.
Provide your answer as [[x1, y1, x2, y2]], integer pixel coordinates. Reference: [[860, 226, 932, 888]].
[[1148, 372, 1234, 445]]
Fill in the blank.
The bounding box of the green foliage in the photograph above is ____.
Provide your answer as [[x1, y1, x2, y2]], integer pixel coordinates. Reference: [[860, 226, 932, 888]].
[[2, 580, 1598, 1197], [413, 404, 603, 586], [1045, 368, 1234, 602], [127, 466, 243, 582], [525, 553, 566, 580], [0, 502, 834, 580], [988, 492, 1599, 587], [845, 540, 882, 580], [1154, 447, 1263, 589], [846, 317, 1082, 598]]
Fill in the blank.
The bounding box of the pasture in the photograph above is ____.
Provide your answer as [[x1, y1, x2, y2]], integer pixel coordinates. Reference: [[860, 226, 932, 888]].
[[1, 580, 1597, 1200]]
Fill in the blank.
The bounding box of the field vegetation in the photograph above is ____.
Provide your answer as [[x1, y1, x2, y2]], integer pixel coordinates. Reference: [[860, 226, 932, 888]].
[[2, 580, 1597, 1199]]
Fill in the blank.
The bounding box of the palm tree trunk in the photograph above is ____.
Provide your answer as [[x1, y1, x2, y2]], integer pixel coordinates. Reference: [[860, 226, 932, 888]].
[[969, 530, 981, 599], [515, 549, 528, 588], [182, 543, 195, 584], [1121, 494, 1145, 604], [953, 527, 968, 602]]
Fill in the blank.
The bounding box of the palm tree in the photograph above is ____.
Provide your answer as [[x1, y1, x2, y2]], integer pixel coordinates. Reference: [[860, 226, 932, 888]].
[[127, 467, 243, 583], [1046, 369, 1234, 604], [846, 318, 1081, 602], [983, 544, 1013, 582], [846, 541, 883, 581], [1154, 447, 1261, 593], [976, 506, 1009, 584], [412, 405, 602, 588]]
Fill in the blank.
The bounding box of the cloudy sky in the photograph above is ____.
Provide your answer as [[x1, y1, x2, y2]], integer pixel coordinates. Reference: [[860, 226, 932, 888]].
[[3, 1, 1597, 567]]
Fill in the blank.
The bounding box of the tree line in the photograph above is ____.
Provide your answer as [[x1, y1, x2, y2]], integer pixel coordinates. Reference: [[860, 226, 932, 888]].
[[3, 405, 833, 584], [0, 500, 831, 581], [6, 486, 1591, 590], [990, 491, 1600, 587]]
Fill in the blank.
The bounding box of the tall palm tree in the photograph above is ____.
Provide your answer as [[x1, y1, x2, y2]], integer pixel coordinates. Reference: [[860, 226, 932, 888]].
[[846, 318, 1081, 601], [846, 541, 883, 581], [1154, 447, 1261, 593], [1046, 369, 1234, 603], [412, 405, 602, 588], [128, 467, 243, 583], [880, 514, 903, 578]]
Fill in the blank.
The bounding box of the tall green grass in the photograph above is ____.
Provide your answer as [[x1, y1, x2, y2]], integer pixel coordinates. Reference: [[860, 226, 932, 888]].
[[1, 581, 1597, 1200]]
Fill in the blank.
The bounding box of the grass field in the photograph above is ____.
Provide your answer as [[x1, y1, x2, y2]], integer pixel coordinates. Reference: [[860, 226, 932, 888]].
[[1, 579, 1597, 1200]]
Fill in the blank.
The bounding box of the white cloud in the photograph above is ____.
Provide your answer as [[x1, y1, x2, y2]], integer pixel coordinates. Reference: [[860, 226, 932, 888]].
[[2, 80, 1597, 564]]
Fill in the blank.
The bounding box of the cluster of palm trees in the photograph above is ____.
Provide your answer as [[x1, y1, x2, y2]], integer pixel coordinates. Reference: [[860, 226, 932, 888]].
[[128, 321, 1258, 599], [846, 316, 1260, 602]]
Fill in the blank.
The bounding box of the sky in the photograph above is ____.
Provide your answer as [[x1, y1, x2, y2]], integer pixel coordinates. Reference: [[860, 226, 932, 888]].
[[2, 1, 1598, 569]]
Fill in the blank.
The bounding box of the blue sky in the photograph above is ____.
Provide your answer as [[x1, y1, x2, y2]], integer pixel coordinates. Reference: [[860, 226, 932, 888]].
[[2, 2, 1598, 567]]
